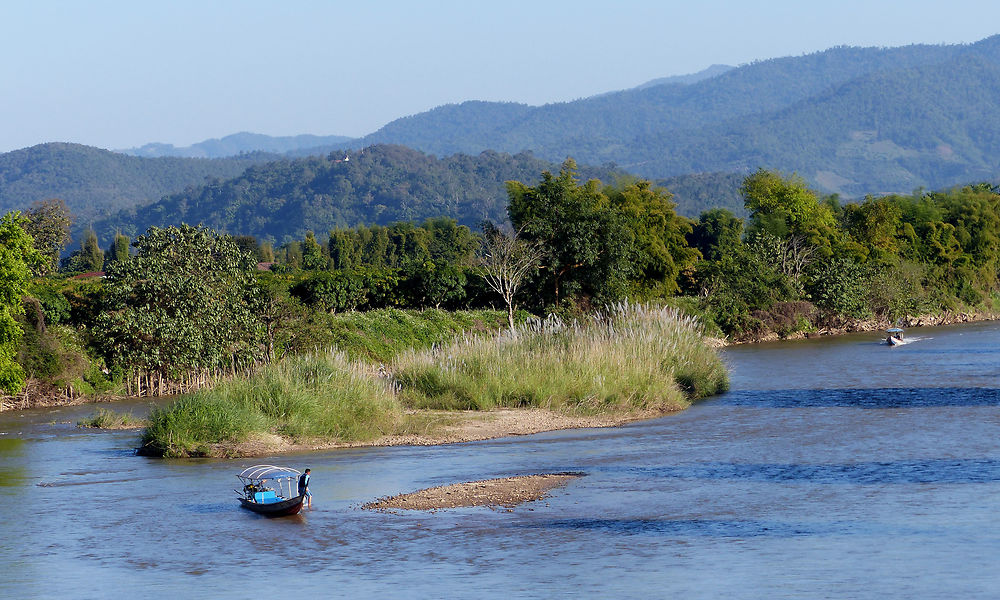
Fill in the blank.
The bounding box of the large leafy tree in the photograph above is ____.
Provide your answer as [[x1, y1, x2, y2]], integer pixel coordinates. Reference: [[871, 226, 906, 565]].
[[741, 168, 837, 246], [96, 225, 265, 386], [607, 180, 699, 298], [507, 160, 633, 306], [0, 212, 42, 394]]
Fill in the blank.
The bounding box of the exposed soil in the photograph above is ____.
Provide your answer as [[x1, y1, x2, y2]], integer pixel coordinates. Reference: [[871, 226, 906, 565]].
[[362, 473, 584, 510], [206, 408, 665, 458]]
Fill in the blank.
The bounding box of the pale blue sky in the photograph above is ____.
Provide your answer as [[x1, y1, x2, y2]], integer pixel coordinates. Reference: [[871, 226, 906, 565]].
[[1, 0, 998, 153]]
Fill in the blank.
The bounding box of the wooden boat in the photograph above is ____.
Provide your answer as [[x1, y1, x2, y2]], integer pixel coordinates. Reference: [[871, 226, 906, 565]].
[[236, 465, 305, 517], [886, 327, 905, 346]]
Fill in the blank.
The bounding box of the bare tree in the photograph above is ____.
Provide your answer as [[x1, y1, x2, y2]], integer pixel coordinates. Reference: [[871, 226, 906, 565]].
[[479, 224, 543, 330]]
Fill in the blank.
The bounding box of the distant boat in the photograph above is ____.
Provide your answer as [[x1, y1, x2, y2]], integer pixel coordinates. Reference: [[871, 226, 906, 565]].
[[886, 327, 905, 346], [236, 465, 305, 517]]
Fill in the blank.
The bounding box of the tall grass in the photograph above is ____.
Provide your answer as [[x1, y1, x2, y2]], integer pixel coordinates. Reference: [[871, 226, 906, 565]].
[[323, 308, 513, 362], [139, 304, 729, 457], [139, 351, 400, 457], [391, 304, 729, 414]]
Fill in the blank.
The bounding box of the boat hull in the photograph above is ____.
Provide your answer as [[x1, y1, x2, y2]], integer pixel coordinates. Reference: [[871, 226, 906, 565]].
[[239, 494, 305, 517]]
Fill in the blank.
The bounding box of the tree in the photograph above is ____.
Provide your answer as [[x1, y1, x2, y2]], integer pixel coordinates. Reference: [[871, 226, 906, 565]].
[[479, 224, 543, 329], [507, 160, 633, 306], [61, 228, 105, 272], [0, 212, 42, 394], [23, 198, 72, 275], [405, 261, 467, 309], [301, 231, 326, 270], [107, 232, 130, 265], [741, 168, 837, 249], [96, 225, 265, 392], [607, 180, 698, 298], [689, 208, 744, 262]]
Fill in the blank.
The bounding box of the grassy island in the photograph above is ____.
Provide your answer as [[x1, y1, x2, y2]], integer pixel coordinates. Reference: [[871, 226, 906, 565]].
[[138, 304, 727, 457]]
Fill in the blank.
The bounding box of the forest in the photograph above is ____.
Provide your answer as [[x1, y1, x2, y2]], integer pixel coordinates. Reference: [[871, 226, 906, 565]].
[[1, 163, 999, 406]]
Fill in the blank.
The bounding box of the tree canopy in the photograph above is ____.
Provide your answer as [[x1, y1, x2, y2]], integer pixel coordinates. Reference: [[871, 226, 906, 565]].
[[96, 224, 265, 385]]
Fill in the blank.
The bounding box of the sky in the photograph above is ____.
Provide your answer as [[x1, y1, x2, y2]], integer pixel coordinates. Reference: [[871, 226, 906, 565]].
[[2, 0, 999, 153]]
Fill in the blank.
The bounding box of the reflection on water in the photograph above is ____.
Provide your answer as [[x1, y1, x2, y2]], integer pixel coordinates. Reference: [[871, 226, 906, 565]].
[[1, 321, 999, 599]]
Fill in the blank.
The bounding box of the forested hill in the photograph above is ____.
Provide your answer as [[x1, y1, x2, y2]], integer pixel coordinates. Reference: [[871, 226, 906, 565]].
[[0, 143, 272, 221], [91, 145, 626, 244], [357, 36, 1000, 197]]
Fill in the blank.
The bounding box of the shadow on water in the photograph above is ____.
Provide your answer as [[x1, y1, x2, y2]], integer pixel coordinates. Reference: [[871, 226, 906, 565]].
[[713, 387, 1000, 408], [618, 458, 1000, 484]]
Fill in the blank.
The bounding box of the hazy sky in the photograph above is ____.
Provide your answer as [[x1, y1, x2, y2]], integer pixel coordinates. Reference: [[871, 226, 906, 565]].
[[2, 0, 998, 153]]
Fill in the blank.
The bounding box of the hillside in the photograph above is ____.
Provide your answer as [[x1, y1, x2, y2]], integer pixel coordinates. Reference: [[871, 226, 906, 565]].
[[0, 143, 270, 222], [356, 36, 1000, 196], [91, 145, 629, 244]]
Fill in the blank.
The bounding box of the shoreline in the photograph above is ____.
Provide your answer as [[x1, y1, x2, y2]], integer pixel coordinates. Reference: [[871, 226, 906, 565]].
[[205, 408, 668, 458], [721, 309, 999, 345]]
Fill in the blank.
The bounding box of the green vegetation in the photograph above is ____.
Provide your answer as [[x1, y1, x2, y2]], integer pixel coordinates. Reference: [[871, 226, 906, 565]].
[[78, 408, 144, 429], [91, 145, 624, 245], [689, 171, 1000, 340], [393, 304, 727, 412], [97, 225, 265, 395], [139, 351, 400, 457], [138, 305, 726, 457], [0, 212, 42, 394]]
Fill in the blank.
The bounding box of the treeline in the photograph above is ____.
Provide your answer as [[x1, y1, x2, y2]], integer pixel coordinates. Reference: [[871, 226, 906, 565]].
[[3, 162, 1000, 402], [687, 170, 1000, 337]]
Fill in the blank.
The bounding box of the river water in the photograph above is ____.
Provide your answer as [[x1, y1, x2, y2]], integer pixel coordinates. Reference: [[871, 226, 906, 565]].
[[1, 322, 998, 599]]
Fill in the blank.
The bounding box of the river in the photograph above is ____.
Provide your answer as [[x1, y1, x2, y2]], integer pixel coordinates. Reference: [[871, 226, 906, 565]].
[[1, 321, 998, 599]]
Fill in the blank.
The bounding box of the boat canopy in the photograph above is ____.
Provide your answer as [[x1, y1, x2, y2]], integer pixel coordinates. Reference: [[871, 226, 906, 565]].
[[237, 465, 302, 482], [886, 328, 904, 334]]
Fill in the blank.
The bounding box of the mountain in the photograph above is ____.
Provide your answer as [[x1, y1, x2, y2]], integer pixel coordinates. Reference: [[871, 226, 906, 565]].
[[629, 52, 1000, 197], [0, 143, 272, 222], [355, 36, 1000, 197], [120, 132, 355, 159], [90, 145, 629, 245]]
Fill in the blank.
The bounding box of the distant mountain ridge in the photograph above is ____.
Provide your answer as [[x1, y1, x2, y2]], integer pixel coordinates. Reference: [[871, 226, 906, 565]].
[[120, 132, 354, 158], [356, 36, 1000, 197], [0, 143, 272, 223]]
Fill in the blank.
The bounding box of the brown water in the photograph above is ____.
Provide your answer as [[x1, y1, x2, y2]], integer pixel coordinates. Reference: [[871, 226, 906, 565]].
[[1, 322, 999, 598]]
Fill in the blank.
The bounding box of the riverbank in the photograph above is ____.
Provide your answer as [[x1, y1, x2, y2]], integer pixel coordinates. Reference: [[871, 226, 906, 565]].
[[196, 407, 666, 457], [726, 308, 1000, 345]]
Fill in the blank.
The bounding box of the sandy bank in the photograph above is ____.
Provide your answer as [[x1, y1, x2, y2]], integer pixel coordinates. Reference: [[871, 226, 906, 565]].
[[208, 408, 666, 458], [362, 473, 584, 510]]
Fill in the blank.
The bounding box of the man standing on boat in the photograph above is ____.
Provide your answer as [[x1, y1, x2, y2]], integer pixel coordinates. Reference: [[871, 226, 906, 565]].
[[298, 468, 312, 509]]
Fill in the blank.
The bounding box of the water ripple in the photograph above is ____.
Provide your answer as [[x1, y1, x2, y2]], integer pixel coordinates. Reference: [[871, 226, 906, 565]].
[[714, 387, 1000, 408], [624, 458, 1000, 484]]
